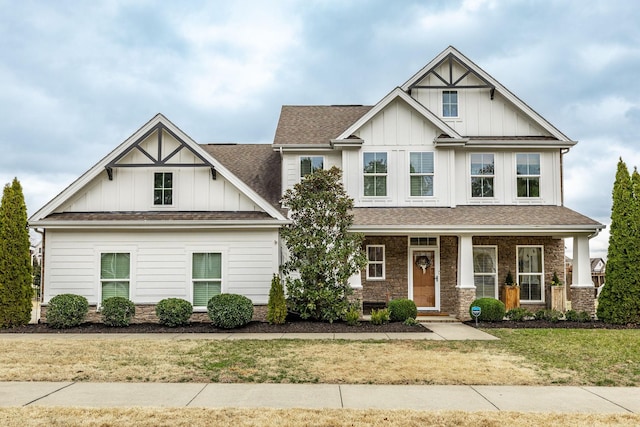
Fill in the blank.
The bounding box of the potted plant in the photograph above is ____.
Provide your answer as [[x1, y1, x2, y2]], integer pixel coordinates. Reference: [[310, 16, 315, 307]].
[[502, 271, 520, 310], [549, 271, 566, 312]]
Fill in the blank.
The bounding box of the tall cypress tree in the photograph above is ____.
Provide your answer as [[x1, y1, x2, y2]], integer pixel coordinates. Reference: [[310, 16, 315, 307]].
[[597, 159, 640, 324], [0, 178, 33, 327]]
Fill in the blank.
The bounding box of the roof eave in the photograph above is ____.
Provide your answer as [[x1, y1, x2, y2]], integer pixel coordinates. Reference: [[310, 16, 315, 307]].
[[29, 219, 289, 229], [351, 224, 604, 236]]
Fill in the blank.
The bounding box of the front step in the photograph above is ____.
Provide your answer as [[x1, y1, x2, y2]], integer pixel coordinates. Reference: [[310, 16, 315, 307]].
[[416, 314, 460, 323]]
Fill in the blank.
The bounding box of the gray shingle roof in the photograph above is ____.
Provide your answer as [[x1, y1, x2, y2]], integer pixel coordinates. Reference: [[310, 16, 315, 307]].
[[200, 143, 282, 210], [351, 205, 602, 229], [273, 105, 372, 145], [45, 211, 274, 221]]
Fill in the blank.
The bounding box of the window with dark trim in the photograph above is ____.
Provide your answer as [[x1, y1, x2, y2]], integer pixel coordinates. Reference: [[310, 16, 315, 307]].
[[154, 172, 173, 205]]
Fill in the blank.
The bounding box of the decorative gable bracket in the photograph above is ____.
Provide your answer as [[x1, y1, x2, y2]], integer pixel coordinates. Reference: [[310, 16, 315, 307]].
[[104, 123, 216, 180], [408, 52, 496, 100]]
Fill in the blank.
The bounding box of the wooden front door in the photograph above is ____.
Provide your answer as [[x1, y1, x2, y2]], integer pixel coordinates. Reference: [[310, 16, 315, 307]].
[[412, 250, 436, 308]]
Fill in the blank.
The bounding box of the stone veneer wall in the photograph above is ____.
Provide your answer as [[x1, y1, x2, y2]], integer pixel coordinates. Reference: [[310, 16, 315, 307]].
[[473, 236, 566, 311], [40, 304, 268, 324], [439, 236, 459, 315], [361, 236, 408, 303], [570, 287, 596, 315]]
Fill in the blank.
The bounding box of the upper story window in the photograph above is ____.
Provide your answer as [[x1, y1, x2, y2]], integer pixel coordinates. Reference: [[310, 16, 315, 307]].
[[516, 154, 540, 198], [300, 156, 324, 178], [442, 90, 458, 117], [409, 152, 434, 197], [518, 246, 543, 302], [154, 172, 173, 205], [100, 252, 130, 302], [471, 154, 494, 198], [363, 152, 387, 197]]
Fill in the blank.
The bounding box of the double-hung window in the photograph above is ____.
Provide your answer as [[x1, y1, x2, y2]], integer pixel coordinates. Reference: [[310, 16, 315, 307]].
[[100, 253, 130, 302], [409, 152, 434, 197], [154, 172, 173, 205], [470, 154, 494, 198], [192, 253, 222, 307], [442, 90, 458, 117], [366, 245, 385, 280], [300, 156, 324, 178], [363, 152, 387, 197], [473, 246, 497, 298], [518, 246, 543, 301], [516, 154, 540, 198]]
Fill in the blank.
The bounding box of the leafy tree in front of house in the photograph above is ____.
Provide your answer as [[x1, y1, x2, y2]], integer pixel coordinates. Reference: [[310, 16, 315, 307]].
[[597, 159, 640, 324], [281, 167, 367, 323], [0, 178, 33, 327]]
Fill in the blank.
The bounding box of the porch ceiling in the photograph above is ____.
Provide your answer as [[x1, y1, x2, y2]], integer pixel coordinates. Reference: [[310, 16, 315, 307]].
[[351, 206, 603, 235]]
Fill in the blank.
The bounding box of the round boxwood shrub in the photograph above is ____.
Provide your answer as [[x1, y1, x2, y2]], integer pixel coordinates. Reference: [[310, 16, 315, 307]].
[[207, 293, 254, 329], [47, 294, 89, 329], [469, 298, 505, 322], [101, 297, 136, 327], [155, 298, 193, 327], [388, 298, 418, 322]]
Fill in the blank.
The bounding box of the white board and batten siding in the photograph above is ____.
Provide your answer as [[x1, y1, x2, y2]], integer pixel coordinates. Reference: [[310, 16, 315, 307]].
[[281, 151, 342, 195], [43, 229, 279, 306]]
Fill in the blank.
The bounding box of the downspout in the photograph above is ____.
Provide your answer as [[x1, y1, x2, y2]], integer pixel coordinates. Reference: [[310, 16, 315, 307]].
[[35, 228, 45, 303], [560, 148, 570, 206]]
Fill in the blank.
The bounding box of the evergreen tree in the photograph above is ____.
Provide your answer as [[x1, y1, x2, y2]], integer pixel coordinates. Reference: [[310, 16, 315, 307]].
[[266, 274, 287, 324], [281, 167, 367, 322], [597, 159, 640, 324], [0, 178, 33, 327]]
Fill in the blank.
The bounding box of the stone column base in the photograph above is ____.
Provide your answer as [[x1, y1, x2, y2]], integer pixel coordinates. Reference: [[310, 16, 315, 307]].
[[456, 287, 477, 321], [570, 286, 596, 316]]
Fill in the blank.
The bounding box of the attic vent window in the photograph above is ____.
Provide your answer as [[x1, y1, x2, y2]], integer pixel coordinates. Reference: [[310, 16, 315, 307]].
[[442, 90, 458, 117], [154, 172, 173, 205]]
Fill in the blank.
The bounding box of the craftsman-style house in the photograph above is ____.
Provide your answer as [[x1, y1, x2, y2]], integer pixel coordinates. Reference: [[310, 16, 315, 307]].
[[30, 46, 603, 321]]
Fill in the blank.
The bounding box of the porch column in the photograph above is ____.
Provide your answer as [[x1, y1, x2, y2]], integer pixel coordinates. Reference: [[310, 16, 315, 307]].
[[456, 235, 476, 320], [570, 234, 595, 314]]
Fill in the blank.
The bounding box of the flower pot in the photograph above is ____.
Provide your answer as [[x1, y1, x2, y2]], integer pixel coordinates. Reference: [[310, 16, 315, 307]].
[[502, 285, 520, 311]]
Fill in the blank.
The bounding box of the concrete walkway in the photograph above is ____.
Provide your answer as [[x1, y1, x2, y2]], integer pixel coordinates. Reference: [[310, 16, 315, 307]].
[[0, 322, 498, 341], [1, 382, 639, 413]]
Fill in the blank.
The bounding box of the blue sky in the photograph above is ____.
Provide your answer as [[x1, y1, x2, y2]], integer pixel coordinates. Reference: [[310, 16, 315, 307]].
[[2, 0, 640, 258]]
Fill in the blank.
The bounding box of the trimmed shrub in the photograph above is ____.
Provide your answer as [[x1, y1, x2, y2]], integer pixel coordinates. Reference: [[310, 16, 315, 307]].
[[345, 304, 360, 326], [266, 275, 287, 325], [403, 317, 419, 326], [469, 298, 505, 322], [370, 308, 390, 325], [534, 309, 563, 323], [565, 309, 592, 322], [156, 298, 192, 327], [47, 294, 89, 329], [388, 298, 418, 322], [506, 307, 533, 322], [101, 297, 136, 327], [207, 293, 254, 329]]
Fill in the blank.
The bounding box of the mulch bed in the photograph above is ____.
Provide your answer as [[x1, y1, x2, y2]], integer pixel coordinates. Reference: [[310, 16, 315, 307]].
[[465, 320, 640, 329], [0, 320, 430, 334]]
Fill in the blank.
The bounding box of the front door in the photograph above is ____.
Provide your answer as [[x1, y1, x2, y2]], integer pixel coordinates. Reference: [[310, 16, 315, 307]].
[[412, 250, 436, 308]]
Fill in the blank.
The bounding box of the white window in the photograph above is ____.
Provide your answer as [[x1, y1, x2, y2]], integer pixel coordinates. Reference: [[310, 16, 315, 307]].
[[366, 245, 385, 280], [471, 154, 494, 198], [192, 253, 222, 307], [517, 246, 544, 302], [300, 156, 324, 177], [100, 253, 130, 302], [473, 246, 497, 298], [516, 154, 540, 198], [154, 172, 173, 205], [363, 152, 387, 197], [442, 90, 458, 117], [409, 152, 434, 197]]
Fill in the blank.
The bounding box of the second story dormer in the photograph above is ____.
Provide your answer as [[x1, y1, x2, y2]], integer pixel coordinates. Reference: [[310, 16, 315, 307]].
[[273, 46, 576, 208]]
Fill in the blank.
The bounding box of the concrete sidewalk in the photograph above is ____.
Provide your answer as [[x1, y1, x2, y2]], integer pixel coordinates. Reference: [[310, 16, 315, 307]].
[[0, 322, 498, 341], [1, 382, 639, 413]]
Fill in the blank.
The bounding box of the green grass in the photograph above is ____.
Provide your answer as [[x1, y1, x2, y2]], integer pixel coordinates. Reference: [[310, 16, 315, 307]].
[[484, 329, 640, 386]]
